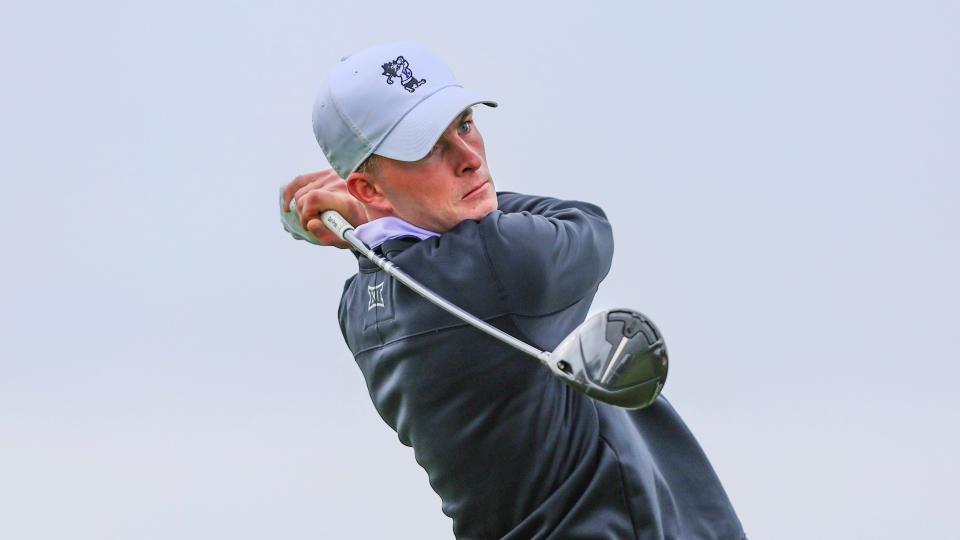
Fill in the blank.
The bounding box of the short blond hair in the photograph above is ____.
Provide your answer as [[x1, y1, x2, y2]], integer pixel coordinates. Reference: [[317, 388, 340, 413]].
[[355, 153, 380, 175]]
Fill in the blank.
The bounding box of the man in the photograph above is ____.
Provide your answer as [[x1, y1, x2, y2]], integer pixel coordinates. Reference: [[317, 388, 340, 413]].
[[282, 42, 746, 539]]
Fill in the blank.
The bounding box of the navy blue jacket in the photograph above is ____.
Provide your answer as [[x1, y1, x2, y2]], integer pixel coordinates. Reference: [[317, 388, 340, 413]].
[[338, 192, 745, 539]]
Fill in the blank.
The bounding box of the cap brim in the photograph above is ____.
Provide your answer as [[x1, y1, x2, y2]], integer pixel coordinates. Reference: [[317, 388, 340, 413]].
[[373, 85, 497, 162]]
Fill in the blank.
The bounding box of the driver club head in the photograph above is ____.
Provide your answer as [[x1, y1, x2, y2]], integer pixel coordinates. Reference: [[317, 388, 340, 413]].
[[548, 309, 668, 409]]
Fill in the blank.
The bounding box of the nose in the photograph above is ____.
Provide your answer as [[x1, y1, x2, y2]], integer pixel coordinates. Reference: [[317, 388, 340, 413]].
[[456, 137, 483, 176], [448, 133, 482, 176]]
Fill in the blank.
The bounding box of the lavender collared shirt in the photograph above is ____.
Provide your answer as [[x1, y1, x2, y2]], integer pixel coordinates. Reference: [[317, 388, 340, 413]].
[[354, 216, 440, 248]]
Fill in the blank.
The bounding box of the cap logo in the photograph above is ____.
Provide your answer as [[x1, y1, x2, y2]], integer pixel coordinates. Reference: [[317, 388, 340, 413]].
[[381, 56, 427, 93]]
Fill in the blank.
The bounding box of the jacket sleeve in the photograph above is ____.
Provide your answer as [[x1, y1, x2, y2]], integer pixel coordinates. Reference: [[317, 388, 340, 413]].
[[479, 192, 614, 316]]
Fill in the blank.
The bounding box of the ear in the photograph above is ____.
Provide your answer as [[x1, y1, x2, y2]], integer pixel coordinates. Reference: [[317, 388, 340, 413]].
[[346, 170, 393, 215]]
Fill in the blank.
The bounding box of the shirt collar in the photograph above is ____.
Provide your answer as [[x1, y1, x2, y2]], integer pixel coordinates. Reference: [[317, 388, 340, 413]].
[[354, 216, 440, 248]]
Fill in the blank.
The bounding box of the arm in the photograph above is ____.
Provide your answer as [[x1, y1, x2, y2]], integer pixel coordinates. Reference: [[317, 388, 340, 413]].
[[481, 192, 614, 316]]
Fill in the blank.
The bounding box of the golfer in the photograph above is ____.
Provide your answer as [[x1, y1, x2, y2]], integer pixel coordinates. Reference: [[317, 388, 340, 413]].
[[282, 42, 746, 539]]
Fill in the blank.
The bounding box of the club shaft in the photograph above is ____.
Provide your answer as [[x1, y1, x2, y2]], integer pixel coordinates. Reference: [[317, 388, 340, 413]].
[[342, 229, 551, 364]]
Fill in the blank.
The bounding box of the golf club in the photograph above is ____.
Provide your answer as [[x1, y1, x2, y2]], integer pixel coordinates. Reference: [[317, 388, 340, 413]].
[[320, 210, 669, 409]]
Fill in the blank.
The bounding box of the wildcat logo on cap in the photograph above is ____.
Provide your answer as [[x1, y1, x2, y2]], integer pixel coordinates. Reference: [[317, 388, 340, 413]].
[[381, 56, 427, 93]]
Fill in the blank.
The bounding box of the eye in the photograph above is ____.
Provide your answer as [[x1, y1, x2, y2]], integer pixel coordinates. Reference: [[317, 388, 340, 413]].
[[458, 120, 473, 134]]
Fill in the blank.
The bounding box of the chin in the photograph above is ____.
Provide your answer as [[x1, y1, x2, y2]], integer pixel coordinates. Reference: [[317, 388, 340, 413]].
[[466, 188, 498, 220]]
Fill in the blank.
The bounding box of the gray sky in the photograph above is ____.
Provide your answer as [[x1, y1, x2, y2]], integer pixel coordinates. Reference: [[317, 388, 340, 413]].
[[2, 1, 958, 538]]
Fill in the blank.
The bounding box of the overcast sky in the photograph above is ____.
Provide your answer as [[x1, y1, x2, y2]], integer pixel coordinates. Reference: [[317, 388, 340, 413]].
[[2, 1, 958, 539]]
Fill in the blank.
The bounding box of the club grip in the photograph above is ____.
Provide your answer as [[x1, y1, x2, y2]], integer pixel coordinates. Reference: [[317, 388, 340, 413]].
[[320, 210, 354, 241]]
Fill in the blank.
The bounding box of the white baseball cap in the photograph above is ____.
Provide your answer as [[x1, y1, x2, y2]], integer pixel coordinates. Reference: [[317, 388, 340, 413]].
[[312, 42, 497, 179]]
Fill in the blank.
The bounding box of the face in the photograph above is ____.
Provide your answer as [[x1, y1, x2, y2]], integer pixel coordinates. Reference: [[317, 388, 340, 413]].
[[354, 108, 497, 232]]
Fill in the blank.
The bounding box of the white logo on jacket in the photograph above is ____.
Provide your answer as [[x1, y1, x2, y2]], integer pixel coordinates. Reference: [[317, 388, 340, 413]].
[[368, 282, 385, 310]]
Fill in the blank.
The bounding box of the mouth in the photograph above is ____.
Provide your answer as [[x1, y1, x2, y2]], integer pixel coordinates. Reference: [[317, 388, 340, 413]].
[[462, 180, 490, 201]]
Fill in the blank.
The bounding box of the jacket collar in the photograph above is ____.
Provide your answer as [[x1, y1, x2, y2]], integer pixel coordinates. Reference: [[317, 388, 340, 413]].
[[354, 216, 439, 248]]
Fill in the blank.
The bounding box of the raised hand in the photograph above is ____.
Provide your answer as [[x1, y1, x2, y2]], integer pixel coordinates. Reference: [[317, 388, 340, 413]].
[[280, 170, 369, 249]]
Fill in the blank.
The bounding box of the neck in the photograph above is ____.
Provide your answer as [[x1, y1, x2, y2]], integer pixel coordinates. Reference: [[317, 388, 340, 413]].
[[360, 204, 393, 225]]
